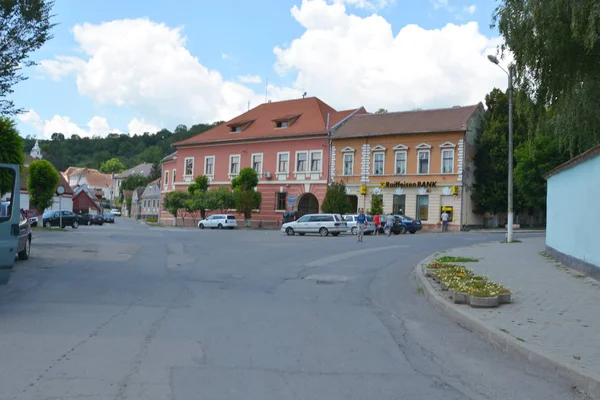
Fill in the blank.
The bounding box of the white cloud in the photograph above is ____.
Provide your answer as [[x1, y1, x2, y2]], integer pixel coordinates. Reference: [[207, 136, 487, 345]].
[[464, 4, 476, 14], [128, 118, 159, 135], [275, 0, 510, 111], [38, 56, 85, 81], [433, 0, 449, 10], [18, 109, 44, 132], [332, 0, 395, 9], [238, 75, 262, 84]]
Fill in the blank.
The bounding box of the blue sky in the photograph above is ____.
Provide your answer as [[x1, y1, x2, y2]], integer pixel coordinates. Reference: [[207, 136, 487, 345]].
[[14, 0, 506, 139]]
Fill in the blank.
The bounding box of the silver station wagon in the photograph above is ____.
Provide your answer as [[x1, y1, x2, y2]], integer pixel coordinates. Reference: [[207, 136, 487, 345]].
[[281, 213, 348, 237]]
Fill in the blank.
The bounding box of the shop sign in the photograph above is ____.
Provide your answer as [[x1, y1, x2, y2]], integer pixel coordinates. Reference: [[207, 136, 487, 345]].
[[380, 181, 437, 189]]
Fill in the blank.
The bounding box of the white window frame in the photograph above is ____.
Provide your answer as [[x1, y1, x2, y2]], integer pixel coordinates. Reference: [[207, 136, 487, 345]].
[[184, 157, 194, 177], [309, 150, 323, 173], [164, 170, 169, 186], [276, 121, 288, 129], [229, 154, 241, 177], [204, 156, 215, 176], [373, 151, 385, 175], [394, 151, 407, 175], [171, 169, 176, 187], [417, 150, 430, 174], [277, 151, 290, 174], [441, 149, 455, 174], [295, 151, 308, 173], [251, 153, 263, 175], [343, 153, 354, 176]]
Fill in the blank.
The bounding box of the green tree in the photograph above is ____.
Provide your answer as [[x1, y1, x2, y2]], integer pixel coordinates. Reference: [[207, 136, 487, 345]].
[[164, 191, 190, 226], [188, 175, 210, 219], [231, 168, 261, 226], [0, 0, 56, 114], [27, 160, 59, 212], [205, 187, 235, 213], [99, 157, 125, 174], [0, 117, 24, 195], [137, 145, 164, 164], [120, 174, 151, 195], [494, 0, 600, 155], [149, 160, 161, 181], [369, 194, 383, 215], [322, 181, 352, 214], [375, 108, 388, 114], [184, 193, 204, 225], [188, 175, 210, 194]]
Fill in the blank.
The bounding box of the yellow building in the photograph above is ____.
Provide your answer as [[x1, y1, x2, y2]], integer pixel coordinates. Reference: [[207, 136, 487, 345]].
[[330, 104, 484, 231]]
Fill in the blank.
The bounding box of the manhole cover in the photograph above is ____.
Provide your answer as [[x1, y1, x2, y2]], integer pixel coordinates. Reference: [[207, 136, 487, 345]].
[[304, 274, 349, 284]]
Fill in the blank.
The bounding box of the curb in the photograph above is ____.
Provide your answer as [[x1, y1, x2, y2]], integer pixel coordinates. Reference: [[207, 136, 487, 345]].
[[414, 254, 599, 399]]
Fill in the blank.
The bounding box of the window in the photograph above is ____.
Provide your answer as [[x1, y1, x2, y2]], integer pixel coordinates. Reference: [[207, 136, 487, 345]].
[[297, 215, 309, 223], [252, 153, 263, 174], [373, 152, 385, 175], [231, 126, 242, 133], [276, 192, 287, 210], [205, 156, 215, 175], [277, 153, 289, 173], [184, 158, 194, 176], [343, 153, 354, 176], [296, 151, 307, 172], [395, 151, 406, 175], [416, 195, 429, 220], [417, 151, 430, 174], [310, 151, 322, 172], [229, 155, 240, 175], [172, 169, 176, 185], [164, 171, 169, 186], [276, 121, 288, 128], [442, 149, 454, 173], [393, 194, 405, 215]]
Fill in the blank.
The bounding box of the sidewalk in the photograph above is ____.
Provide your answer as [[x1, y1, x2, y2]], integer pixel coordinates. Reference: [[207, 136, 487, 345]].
[[415, 236, 600, 399]]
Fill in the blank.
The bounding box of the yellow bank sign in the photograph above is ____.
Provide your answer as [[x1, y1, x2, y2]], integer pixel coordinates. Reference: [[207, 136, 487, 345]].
[[380, 181, 437, 188]]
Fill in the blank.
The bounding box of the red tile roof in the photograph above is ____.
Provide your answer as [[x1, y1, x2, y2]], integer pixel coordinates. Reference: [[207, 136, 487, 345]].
[[173, 97, 363, 146], [331, 104, 482, 139]]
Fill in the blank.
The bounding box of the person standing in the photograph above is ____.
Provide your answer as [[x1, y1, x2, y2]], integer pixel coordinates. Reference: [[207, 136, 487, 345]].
[[373, 213, 381, 236], [356, 209, 367, 242], [385, 213, 395, 236], [441, 210, 449, 232]]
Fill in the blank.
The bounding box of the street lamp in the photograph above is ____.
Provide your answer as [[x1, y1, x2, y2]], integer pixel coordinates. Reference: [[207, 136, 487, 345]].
[[487, 54, 515, 243]]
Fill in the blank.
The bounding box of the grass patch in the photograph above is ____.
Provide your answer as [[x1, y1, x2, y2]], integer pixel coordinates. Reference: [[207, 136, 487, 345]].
[[516, 337, 526, 342], [575, 274, 586, 278], [573, 355, 581, 360], [426, 261, 511, 298], [501, 239, 522, 243], [436, 256, 478, 263], [416, 287, 424, 295], [499, 328, 510, 334]]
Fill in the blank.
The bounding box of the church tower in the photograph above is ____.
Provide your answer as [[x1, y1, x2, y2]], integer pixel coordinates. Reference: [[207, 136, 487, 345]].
[[30, 140, 42, 159]]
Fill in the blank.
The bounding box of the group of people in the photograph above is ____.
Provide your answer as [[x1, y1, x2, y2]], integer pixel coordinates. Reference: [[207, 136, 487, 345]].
[[355, 210, 395, 242]]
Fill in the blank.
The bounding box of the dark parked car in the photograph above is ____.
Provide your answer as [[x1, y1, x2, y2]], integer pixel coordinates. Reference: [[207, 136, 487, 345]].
[[378, 216, 406, 235], [77, 213, 92, 225], [395, 215, 423, 234], [90, 214, 104, 225], [42, 210, 80, 229], [281, 211, 299, 224], [25, 209, 38, 227], [17, 210, 31, 260], [103, 213, 115, 223]]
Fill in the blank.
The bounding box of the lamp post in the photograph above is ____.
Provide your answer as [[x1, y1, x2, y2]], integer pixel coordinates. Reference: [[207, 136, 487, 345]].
[[487, 55, 514, 243]]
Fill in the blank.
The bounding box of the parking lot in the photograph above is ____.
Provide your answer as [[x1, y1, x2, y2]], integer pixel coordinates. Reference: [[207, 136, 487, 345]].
[[0, 219, 577, 400]]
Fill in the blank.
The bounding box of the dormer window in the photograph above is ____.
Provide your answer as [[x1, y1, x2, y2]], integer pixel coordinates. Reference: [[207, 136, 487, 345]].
[[227, 119, 255, 133], [273, 114, 301, 129], [231, 126, 243, 133], [276, 121, 288, 129]]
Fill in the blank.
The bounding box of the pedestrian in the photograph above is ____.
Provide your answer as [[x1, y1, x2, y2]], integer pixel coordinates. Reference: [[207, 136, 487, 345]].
[[356, 209, 367, 242], [385, 213, 395, 236], [373, 213, 381, 236], [441, 210, 449, 232]]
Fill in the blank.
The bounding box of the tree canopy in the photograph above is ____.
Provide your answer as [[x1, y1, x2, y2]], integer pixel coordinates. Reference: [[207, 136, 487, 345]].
[[0, 117, 24, 195], [0, 0, 56, 115], [322, 182, 352, 214], [232, 168, 261, 224], [99, 158, 125, 174], [27, 159, 59, 212]]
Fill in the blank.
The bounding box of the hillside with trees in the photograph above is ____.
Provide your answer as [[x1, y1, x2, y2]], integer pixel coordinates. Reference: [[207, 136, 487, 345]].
[[21, 122, 223, 172]]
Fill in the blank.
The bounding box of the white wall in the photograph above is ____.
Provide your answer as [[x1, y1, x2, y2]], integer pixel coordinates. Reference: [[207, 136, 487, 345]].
[[547, 154, 600, 268], [19, 193, 73, 212]]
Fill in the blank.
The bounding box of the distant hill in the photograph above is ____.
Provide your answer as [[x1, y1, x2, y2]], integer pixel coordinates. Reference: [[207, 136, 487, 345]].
[[22, 122, 222, 172]]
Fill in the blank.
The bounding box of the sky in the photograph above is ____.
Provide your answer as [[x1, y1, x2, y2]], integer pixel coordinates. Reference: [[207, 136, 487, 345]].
[[13, 0, 512, 139]]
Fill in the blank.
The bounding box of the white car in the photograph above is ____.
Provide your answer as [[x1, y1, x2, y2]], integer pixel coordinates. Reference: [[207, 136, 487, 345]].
[[281, 213, 348, 237], [343, 214, 375, 235], [111, 208, 121, 216], [198, 214, 238, 229]]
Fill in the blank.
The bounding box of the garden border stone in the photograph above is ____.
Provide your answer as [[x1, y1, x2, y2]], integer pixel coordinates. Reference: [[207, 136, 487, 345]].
[[414, 252, 600, 399]]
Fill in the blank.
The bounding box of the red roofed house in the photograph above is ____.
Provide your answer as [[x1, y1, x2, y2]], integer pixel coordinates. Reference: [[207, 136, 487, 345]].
[[160, 97, 365, 226]]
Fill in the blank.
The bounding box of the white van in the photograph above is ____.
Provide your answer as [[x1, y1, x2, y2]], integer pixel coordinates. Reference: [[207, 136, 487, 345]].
[[198, 214, 238, 229], [281, 213, 348, 237]]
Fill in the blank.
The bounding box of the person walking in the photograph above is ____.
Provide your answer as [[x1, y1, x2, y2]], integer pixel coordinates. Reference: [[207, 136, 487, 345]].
[[356, 209, 367, 242], [441, 210, 449, 232], [384, 213, 395, 236], [373, 213, 381, 236]]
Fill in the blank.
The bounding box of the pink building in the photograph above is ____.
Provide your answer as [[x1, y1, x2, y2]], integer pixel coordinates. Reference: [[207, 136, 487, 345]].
[[160, 97, 365, 226]]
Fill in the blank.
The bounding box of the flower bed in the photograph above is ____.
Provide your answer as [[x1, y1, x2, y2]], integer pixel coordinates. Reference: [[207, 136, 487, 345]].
[[426, 259, 512, 308]]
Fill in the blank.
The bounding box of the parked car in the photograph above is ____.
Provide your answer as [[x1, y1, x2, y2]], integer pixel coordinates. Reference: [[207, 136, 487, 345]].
[[378, 216, 406, 235], [197, 214, 238, 229], [25, 209, 38, 227], [281, 213, 348, 237], [281, 211, 299, 224], [77, 213, 91, 225], [103, 213, 115, 223], [90, 214, 105, 225], [42, 210, 80, 229], [343, 214, 375, 235], [395, 215, 423, 234], [111, 208, 121, 216], [16, 210, 31, 260]]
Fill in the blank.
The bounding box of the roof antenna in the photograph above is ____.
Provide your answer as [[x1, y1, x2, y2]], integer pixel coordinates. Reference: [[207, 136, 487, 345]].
[[265, 77, 268, 103], [302, 92, 307, 99]]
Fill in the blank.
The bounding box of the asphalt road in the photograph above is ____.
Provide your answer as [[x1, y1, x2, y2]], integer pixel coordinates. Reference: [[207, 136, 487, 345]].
[[0, 219, 583, 400]]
